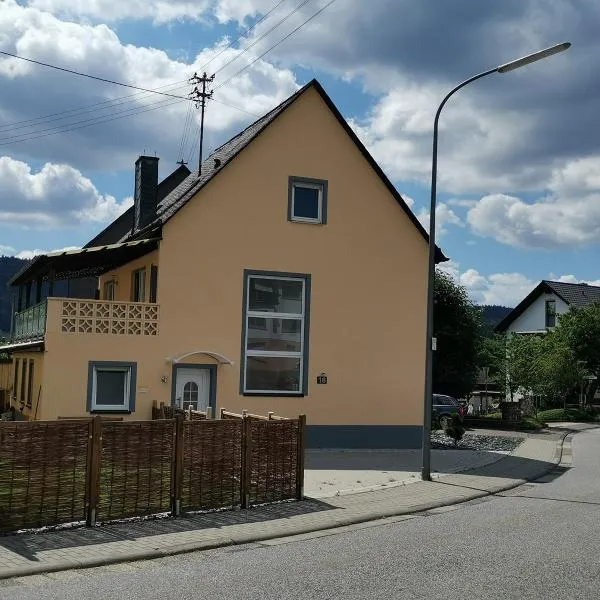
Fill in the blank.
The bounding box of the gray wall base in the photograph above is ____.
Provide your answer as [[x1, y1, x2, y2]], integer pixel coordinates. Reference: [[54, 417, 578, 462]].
[[306, 425, 423, 449]]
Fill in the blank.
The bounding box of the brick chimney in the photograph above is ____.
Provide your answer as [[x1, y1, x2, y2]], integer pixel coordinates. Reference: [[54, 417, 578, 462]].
[[133, 156, 159, 231]]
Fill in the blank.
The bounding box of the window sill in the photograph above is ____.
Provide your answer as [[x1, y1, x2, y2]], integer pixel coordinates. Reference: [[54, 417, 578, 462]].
[[242, 392, 306, 398], [90, 409, 132, 414], [289, 218, 324, 225]]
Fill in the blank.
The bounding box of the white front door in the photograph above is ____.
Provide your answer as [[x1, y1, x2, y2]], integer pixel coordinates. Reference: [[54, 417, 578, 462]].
[[174, 367, 211, 412]]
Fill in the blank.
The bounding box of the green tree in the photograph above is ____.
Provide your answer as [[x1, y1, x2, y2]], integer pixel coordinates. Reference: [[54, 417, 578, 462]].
[[432, 270, 481, 398], [535, 332, 583, 407], [552, 302, 600, 403]]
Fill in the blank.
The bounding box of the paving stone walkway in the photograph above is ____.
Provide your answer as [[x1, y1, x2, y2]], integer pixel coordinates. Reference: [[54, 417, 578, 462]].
[[0, 430, 568, 580]]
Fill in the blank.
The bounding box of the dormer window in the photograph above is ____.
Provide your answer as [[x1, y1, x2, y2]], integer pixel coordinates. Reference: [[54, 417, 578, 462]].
[[288, 177, 328, 224]]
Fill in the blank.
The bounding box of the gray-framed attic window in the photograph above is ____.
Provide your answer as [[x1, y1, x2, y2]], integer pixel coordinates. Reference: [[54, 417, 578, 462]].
[[288, 176, 328, 224], [240, 270, 311, 396], [87, 361, 137, 413]]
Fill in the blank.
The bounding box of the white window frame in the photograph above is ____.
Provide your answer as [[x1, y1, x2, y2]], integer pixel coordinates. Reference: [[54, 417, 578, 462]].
[[243, 274, 307, 395], [104, 280, 116, 301], [90, 365, 133, 412], [291, 181, 323, 224], [132, 268, 146, 302]]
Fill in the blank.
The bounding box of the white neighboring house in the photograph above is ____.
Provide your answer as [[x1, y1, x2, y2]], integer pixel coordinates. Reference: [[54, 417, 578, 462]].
[[495, 280, 600, 335], [495, 280, 600, 404]]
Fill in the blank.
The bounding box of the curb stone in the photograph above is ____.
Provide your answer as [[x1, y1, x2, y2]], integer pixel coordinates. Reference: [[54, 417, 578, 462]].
[[0, 431, 571, 581]]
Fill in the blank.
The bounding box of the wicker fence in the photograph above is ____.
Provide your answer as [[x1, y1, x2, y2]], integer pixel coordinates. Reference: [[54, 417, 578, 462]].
[[0, 411, 305, 533]]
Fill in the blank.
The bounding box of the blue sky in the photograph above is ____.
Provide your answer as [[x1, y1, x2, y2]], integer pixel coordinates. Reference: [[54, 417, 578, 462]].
[[1, 0, 599, 306]]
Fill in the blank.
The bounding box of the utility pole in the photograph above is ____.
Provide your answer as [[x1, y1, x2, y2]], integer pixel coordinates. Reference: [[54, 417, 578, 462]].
[[188, 72, 214, 177]]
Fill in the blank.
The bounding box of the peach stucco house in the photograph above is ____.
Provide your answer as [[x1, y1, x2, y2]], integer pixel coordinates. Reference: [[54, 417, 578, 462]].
[[1, 79, 446, 448]]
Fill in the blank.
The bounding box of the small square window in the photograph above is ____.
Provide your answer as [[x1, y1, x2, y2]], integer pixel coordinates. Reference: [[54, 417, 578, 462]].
[[288, 177, 327, 224], [87, 361, 137, 413]]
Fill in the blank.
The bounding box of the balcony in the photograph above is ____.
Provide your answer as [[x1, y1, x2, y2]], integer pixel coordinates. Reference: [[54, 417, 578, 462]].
[[12, 301, 47, 343], [8, 298, 159, 345], [58, 299, 159, 336]]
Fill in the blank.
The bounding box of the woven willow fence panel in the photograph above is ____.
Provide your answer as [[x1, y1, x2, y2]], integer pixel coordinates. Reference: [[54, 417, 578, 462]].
[[180, 420, 243, 512], [0, 422, 89, 532], [249, 419, 300, 505], [97, 421, 174, 522]]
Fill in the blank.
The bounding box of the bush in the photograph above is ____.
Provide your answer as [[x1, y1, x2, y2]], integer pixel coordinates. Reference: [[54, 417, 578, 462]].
[[537, 407, 599, 422], [486, 412, 502, 419], [517, 416, 546, 430], [443, 414, 466, 446]]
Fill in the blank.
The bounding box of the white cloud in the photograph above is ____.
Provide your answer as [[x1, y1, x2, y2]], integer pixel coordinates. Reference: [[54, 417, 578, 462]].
[[416, 202, 462, 237], [0, 244, 15, 255], [466, 155, 600, 249], [15, 246, 79, 259], [0, 1, 299, 170], [439, 262, 600, 307], [447, 199, 477, 208], [401, 193, 415, 208], [24, 0, 213, 24], [548, 273, 600, 287], [444, 263, 537, 306], [0, 156, 131, 227]]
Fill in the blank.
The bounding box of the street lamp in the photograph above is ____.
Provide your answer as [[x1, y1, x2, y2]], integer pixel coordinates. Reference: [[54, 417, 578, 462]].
[[421, 42, 571, 481]]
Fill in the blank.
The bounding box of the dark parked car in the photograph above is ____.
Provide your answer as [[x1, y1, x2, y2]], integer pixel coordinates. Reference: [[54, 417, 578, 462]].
[[432, 394, 465, 429]]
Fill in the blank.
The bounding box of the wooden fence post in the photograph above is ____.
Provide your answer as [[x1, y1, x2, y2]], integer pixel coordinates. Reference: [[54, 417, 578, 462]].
[[86, 415, 102, 526], [172, 414, 184, 516], [240, 415, 252, 508], [296, 414, 306, 500]]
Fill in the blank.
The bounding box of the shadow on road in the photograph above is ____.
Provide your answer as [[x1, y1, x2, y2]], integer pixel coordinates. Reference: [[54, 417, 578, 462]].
[[0, 498, 336, 562]]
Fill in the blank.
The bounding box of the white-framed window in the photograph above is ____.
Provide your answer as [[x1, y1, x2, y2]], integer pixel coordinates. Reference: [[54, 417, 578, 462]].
[[131, 268, 146, 302], [87, 362, 137, 412], [182, 381, 199, 410], [242, 271, 310, 395], [288, 177, 328, 224], [104, 280, 116, 301]]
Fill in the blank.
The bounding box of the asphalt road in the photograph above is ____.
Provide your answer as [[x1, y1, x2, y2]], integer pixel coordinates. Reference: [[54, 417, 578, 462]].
[[2, 428, 600, 600]]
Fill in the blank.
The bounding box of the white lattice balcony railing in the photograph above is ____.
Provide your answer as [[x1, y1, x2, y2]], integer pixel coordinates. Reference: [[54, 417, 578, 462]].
[[59, 299, 159, 336]]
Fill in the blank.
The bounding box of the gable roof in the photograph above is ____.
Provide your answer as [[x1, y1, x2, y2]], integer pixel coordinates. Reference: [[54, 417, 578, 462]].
[[124, 79, 447, 262], [495, 280, 600, 332], [86, 164, 191, 249]]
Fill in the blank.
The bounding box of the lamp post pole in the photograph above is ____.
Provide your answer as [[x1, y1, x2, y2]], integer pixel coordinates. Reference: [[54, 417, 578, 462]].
[[421, 42, 571, 482]]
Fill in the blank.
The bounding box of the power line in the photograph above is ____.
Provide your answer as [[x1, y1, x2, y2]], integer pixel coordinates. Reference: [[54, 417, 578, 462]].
[[0, 50, 193, 101], [0, 79, 190, 132], [0, 98, 186, 146], [0, 82, 190, 134], [211, 97, 259, 117], [179, 0, 316, 161], [0, 0, 337, 148], [177, 0, 290, 162], [211, 0, 314, 78], [214, 0, 338, 92], [189, 72, 215, 175], [0, 93, 261, 147]]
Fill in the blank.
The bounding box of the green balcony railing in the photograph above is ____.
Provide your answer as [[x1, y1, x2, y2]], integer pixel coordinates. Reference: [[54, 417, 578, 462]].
[[12, 300, 48, 343]]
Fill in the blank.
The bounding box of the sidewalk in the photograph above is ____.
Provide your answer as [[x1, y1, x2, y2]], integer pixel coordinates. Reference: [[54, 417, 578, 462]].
[[0, 430, 568, 580]]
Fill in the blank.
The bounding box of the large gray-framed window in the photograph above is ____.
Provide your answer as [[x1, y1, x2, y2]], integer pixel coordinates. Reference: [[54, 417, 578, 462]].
[[288, 176, 328, 224], [87, 361, 137, 413], [241, 270, 311, 396]]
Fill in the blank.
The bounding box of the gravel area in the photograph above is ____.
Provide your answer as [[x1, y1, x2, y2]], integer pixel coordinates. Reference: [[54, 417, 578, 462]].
[[431, 431, 523, 452]]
